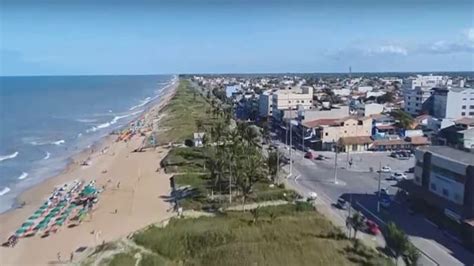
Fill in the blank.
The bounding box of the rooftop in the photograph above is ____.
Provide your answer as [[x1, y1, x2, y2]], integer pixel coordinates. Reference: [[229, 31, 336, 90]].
[[417, 146, 474, 166]]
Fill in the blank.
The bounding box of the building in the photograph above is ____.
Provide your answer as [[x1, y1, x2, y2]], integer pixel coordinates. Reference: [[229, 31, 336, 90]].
[[411, 146, 474, 248], [303, 116, 372, 150], [404, 75, 451, 116], [404, 86, 432, 116], [271, 87, 313, 121], [432, 87, 474, 119], [436, 117, 474, 151], [258, 89, 273, 118], [225, 84, 241, 98], [338, 136, 373, 152], [355, 103, 384, 117]]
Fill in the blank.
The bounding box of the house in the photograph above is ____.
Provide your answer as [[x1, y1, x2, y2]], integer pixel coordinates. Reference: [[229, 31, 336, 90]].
[[303, 116, 372, 150], [338, 136, 373, 152]]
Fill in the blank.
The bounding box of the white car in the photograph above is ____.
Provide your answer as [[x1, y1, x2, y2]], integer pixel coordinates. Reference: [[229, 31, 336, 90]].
[[381, 166, 391, 173], [308, 191, 318, 200], [390, 172, 407, 181]]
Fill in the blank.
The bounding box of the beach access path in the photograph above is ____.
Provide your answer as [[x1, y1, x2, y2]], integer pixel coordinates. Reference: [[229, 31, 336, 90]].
[[0, 87, 177, 266]]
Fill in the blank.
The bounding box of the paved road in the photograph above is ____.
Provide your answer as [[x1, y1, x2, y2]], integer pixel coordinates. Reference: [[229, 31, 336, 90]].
[[276, 141, 474, 266]]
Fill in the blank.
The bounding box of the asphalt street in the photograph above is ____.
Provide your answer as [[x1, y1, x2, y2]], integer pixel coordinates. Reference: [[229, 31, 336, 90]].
[[276, 142, 474, 266]]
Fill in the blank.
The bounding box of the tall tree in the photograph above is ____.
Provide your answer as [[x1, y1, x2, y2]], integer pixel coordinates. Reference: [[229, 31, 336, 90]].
[[385, 222, 410, 265]]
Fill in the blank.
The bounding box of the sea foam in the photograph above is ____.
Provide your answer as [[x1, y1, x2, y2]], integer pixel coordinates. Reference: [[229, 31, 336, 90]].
[[18, 172, 29, 180], [0, 187, 10, 196], [43, 152, 51, 160], [0, 151, 19, 162], [129, 96, 152, 111], [86, 111, 141, 133]]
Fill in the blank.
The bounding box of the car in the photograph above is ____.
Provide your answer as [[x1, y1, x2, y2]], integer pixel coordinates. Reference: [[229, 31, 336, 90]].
[[406, 167, 414, 173], [381, 166, 391, 173], [307, 191, 318, 200], [390, 172, 407, 181], [315, 154, 325, 160], [380, 198, 391, 208], [365, 220, 380, 235], [304, 151, 313, 159], [336, 197, 348, 210], [379, 188, 389, 196]]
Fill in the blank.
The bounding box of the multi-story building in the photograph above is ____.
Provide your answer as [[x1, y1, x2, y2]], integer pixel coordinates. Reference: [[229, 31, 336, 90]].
[[432, 87, 474, 119], [303, 116, 372, 150], [258, 89, 274, 118], [271, 87, 313, 121], [404, 75, 451, 116], [412, 146, 474, 248]]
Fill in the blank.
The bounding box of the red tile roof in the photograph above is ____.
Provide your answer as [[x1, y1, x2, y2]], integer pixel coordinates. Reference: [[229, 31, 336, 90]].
[[339, 136, 373, 145]]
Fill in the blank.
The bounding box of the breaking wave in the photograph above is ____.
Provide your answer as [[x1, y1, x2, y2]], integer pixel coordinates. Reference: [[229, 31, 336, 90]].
[[18, 172, 29, 180], [0, 151, 19, 162], [86, 111, 141, 133], [43, 152, 51, 160], [0, 187, 10, 196], [129, 96, 152, 111]]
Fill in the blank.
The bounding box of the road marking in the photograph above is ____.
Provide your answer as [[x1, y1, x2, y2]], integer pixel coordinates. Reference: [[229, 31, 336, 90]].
[[424, 218, 439, 228]]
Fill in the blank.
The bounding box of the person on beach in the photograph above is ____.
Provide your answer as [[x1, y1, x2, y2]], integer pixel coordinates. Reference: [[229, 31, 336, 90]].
[[116, 181, 120, 189], [57, 252, 61, 262], [70, 252, 74, 262]]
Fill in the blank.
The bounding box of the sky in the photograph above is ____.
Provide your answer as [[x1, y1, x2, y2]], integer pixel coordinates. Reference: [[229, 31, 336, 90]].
[[1, 0, 473, 75]]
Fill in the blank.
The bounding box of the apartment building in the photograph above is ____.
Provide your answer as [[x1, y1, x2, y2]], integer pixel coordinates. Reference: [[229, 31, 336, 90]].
[[412, 146, 474, 248], [432, 87, 474, 119], [271, 86, 313, 121], [258, 89, 273, 118], [404, 75, 450, 116]]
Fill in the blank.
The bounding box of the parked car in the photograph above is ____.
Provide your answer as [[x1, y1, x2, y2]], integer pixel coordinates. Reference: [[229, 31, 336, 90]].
[[336, 197, 348, 210], [380, 188, 389, 196], [390, 172, 407, 181], [315, 154, 325, 160], [304, 151, 313, 159], [365, 220, 380, 235], [380, 198, 391, 208], [381, 166, 391, 173]]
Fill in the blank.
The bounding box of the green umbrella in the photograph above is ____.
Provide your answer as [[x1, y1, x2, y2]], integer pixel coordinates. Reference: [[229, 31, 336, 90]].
[[55, 219, 65, 226], [52, 207, 61, 212], [28, 214, 40, 220], [21, 221, 34, 227], [15, 228, 26, 235], [39, 204, 48, 209], [34, 209, 44, 215]]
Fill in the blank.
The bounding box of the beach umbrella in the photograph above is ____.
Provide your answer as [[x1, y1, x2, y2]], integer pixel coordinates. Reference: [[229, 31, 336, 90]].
[[39, 204, 48, 209], [15, 228, 26, 235], [21, 221, 34, 227], [28, 214, 41, 220], [34, 209, 44, 215]]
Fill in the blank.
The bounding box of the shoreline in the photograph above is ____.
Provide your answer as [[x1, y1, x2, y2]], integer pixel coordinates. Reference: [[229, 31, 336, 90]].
[[0, 78, 179, 265], [2, 76, 178, 215]]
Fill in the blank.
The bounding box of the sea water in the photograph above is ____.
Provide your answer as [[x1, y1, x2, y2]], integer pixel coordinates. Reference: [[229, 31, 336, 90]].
[[0, 74, 176, 213]]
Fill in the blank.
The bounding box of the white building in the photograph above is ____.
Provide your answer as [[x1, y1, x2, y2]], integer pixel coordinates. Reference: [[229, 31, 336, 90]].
[[355, 103, 384, 117], [404, 75, 451, 116], [357, 86, 373, 93], [271, 87, 313, 121], [432, 87, 474, 119], [258, 89, 274, 118], [332, 88, 351, 97]]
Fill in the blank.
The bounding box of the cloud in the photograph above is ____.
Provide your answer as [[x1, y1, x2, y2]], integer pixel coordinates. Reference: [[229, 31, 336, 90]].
[[367, 45, 408, 56], [422, 27, 474, 54]]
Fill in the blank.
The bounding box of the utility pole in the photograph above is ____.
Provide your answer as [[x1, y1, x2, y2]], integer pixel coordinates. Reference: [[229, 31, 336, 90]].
[[333, 142, 338, 184], [289, 107, 293, 175], [276, 148, 280, 184], [377, 161, 382, 213]]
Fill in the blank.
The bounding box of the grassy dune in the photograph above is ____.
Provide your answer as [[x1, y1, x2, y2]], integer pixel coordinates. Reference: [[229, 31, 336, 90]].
[[129, 204, 392, 266]]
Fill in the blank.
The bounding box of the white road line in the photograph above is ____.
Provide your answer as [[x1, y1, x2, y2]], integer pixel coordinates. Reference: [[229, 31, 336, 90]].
[[424, 218, 439, 228]]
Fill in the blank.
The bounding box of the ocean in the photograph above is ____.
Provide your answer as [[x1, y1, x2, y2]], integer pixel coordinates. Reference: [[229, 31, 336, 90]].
[[0, 74, 176, 213]]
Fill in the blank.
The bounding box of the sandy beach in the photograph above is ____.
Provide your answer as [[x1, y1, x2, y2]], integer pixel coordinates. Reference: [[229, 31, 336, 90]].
[[0, 82, 178, 265]]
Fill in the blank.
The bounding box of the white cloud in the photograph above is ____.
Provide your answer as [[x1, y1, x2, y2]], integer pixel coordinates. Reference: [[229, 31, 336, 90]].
[[465, 27, 474, 42], [366, 45, 408, 56]]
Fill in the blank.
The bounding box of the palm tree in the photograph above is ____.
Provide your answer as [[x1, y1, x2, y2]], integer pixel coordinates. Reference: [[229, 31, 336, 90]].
[[348, 212, 365, 240], [385, 222, 410, 265]]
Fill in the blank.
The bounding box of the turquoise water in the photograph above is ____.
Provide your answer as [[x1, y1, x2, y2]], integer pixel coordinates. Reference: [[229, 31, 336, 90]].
[[0, 75, 176, 212]]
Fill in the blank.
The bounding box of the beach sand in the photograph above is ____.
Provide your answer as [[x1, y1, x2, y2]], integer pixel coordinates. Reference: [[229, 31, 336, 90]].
[[0, 83, 177, 265]]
